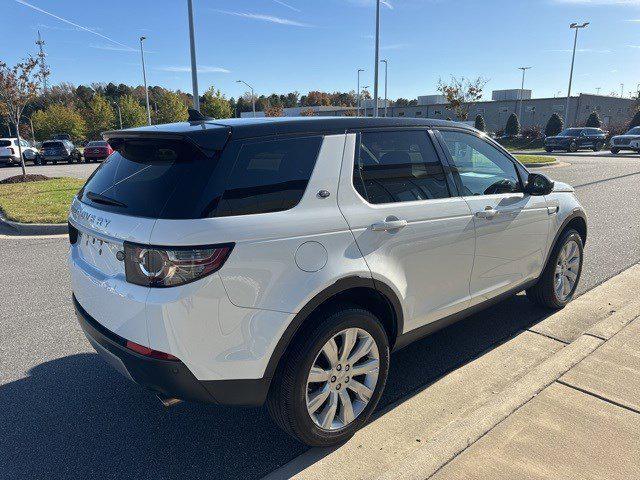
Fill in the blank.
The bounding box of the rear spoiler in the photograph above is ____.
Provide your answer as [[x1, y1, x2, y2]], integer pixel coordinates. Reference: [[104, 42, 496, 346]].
[[102, 115, 232, 158]]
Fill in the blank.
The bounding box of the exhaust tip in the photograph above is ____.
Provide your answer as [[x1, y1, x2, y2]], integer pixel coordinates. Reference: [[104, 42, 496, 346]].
[[157, 394, 182, 407]]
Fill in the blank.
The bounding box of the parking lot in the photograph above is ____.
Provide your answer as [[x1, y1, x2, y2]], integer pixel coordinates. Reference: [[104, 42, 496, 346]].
[[1, 152, 639, 479]]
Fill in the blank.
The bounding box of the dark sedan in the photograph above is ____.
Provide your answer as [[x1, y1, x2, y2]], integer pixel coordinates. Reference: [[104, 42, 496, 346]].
[[544, 127, 606, 153]]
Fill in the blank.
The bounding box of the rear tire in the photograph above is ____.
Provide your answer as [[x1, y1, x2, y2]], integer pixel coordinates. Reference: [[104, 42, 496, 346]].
[[526, 229, 583, 309], [568, 141, 578, 153], [267, 306, 390, 447], [593, 141, 603, 152], [610, 148, 620, 154], [545, 147, 553, 153]]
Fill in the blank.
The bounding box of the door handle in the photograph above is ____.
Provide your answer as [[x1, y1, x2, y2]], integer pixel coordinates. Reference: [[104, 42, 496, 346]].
[[371, 218, 408, 231], [475, 207, 498, 219]]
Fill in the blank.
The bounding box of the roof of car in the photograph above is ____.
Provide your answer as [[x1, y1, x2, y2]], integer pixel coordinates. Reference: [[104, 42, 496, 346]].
[[103, 116, 474, 149]]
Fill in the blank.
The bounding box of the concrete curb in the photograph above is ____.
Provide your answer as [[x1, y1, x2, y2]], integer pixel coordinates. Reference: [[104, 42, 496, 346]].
[[522, 161, 558, 168], [0, 212, 67, 236], [379, 300, 640, 480]]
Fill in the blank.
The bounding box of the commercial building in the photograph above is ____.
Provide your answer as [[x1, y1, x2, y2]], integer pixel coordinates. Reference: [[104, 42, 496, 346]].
[[241, 90, 636, 132]]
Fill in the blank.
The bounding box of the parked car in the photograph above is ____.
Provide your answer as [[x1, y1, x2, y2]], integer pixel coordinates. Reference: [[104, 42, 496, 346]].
[[544, 127, 606, 152], [83, 141, 113, 163], [0, 138, 40, 166], [40, 139, 82, 164], [609, 126, 640, 154], [68, 117, 587, 446]]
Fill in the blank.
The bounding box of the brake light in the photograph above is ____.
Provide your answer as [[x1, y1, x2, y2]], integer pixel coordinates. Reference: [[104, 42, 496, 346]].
[[123, 242, 234, 288], [125, 340, 179, 361]]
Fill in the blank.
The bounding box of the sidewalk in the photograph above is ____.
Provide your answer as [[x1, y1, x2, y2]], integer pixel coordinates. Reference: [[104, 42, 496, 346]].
[[265, 264, 640, 480], [431, 316, 640, 480]]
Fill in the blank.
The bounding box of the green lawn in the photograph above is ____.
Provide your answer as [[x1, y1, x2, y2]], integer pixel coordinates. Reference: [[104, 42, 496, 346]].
[[514, 154, 557, 165], [0, 177, 85, 223]]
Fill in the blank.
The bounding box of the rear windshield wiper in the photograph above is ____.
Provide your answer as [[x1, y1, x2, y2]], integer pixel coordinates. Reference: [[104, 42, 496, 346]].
[[86, 191, 127, 208]]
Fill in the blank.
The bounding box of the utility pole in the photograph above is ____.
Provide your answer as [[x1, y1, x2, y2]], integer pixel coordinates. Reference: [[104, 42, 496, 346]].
[[237, 80, 256, 117], [381, 59, 388, 117], [113, 101, 123, 129], [35, 30, 48, 91], [187, 0, 199, 110], [620, 83, 624, 98], [373, 0, 380, 117], [517, 66, 532, 124], [565, 22, 589, 127], [596, 87, 601, 95], [140, 36, 152, 125], [357, 69, 364, 116]]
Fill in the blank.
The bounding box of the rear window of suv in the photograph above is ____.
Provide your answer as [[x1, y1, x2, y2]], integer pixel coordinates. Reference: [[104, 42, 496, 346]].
[[79, 135, 322, 219], [42, 141, 64, 149]]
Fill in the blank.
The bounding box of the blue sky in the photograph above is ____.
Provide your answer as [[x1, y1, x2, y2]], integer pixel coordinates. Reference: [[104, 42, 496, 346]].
[[2, 0, 639, 101]]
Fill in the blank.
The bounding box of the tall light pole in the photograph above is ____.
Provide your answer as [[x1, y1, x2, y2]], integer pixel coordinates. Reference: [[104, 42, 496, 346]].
[[139, 36, 152, 125], [565, 22, 589, 127], [517, 66, 532, 123], [362, 85, 370, 117], [373, 0, 381, 117], [620, 83, 624, 98], [237, 80, 256, 117], [113, 101, 123, 129], [596, 87, 601, 95], [380, 59, 388, 117], [187, 0, 199, 110], [357, 68, 364, 116]]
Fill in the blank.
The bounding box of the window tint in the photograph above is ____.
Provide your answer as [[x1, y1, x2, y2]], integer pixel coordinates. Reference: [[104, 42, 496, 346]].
[[353, 130, 450, 204], [213, 136, 322, 217], [440, 130, 521, 196]]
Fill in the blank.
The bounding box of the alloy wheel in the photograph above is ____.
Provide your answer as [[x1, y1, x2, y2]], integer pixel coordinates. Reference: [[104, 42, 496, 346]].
[[554, 239, 581, 301], [305, 328, 380, 431]]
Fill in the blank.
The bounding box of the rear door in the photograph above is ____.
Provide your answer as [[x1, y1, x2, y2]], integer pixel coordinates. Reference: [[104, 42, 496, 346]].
[[338, 129, 476, 334], [436, 129, 549, 304]]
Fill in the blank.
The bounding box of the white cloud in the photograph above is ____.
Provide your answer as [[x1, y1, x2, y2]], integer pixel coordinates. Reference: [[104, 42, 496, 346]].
[[157, 66, 231, 74], [627, 44, 640, 48], [15, 0, 135, 51], [89, 44, 138, 53], [212, 9, 313, 27], [272, 0, 301, 12]]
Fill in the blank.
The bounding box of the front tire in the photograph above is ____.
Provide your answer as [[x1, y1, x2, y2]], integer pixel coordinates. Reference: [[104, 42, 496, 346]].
[[611, 148, 620, 154], [568, 141, 578, 153], [545, 147, 554, 153], [267, 306, 390, 446], [593, 141, 603, 152], [527, 229, 583, 309]]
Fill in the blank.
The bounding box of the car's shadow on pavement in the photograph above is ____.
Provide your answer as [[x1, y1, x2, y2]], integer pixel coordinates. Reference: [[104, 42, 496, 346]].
[[1, 294, 554, 480]]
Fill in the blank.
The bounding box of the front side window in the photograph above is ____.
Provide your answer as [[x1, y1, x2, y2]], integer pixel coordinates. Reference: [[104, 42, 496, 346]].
[[439, 130, 521, 196], [353, 130, 450, 204]]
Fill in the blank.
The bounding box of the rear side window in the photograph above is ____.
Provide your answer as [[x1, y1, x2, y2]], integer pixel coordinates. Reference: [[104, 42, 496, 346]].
[[213, 136, 322, 217], [0, 140, 11, 147], [353, 130, 450, 204]]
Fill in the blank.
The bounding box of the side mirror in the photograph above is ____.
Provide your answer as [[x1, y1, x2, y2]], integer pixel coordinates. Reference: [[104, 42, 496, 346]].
[[525, 173, 554, 196]]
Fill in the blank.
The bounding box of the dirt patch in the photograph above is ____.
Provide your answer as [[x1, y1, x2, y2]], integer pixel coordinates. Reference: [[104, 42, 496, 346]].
[[0, 174, 51, 184]]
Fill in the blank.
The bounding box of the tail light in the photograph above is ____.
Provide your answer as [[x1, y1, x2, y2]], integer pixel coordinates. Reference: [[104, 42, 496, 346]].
[[68, 223, 79, 244], [123, 242, 234, 288], [8, 148, 14, 155]]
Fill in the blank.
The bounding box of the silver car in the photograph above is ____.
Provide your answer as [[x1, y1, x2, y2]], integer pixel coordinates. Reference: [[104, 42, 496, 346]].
[[610, 126, 640, 154]]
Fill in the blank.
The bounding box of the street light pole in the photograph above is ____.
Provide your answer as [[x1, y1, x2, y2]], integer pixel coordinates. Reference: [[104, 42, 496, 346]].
[[565, 22, 589, 127], [113, 101, 123, 129], [362, 85, 370, 117], [357, 69, 364, 116], [187, 0, 199, 110], [237, 80, 256, 117], [139, 36, 152, 125], [381, 59, 388, 117], [596, 87, 601, 95], [373, 0, 380, 117], [517, 66, 532, 124], [620, 83, 624, 98]]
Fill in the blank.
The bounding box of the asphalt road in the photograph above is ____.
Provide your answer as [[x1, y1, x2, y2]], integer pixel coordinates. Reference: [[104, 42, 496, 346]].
[[1, 153, 639, 480]]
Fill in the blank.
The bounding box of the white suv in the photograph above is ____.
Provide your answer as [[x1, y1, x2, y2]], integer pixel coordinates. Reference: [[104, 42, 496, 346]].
[[68, 117, 586, 446]]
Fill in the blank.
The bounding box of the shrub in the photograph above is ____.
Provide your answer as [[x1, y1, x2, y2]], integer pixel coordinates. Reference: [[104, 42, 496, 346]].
[[505, 113, 520, 137], [545, 113, 564, 137], [474, 114, 486, 131], [521, 125, 542, 139], [629, 110, 640, 129], [585, 111, 602, 128]]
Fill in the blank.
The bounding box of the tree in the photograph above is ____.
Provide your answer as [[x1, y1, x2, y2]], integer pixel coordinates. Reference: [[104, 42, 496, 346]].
[[119, 94, 147, 128], [437, 76, 488, 121], [474, 114, 486, 132], [0, 56, 43, 175], [200, 86, 233, 119], [628, 110, 640, 129], [585, 111, 601, 128], [155, 90, 188, 124], [505, 113, 520, 137], [264, 105, 284, 117], [300, 107, 316, 117], [85, 93, 115, 139], [545, 113, 564, 137], [32, 103, 87, 141]]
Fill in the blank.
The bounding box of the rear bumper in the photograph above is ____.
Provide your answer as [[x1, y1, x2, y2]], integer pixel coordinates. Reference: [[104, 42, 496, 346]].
[[73, 295, 271, 406], [0, 155, 19, 164]]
